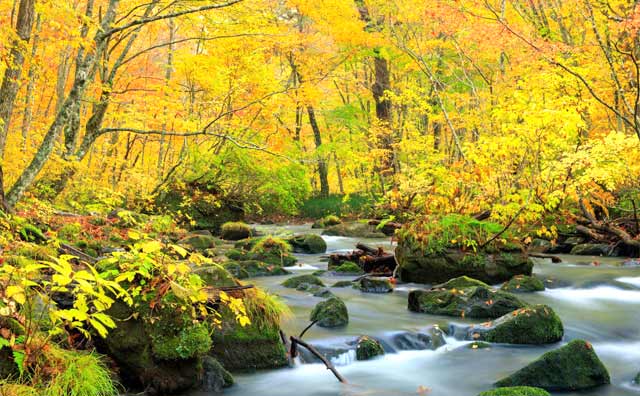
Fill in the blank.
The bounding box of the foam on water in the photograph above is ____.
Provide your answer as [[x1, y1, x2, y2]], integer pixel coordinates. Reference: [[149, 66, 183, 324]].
[[284, 264, 320, 271], [617, 277, 640, 287], [541, 286, 640, 304]]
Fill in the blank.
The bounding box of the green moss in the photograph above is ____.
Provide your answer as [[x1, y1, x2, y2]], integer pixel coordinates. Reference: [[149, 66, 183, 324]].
[[355, 277, 393, 293], [501, 276, 545, 293], [322, 222, 385, 238], [356, 336, 384, 360], [288, 234, 327, 254], [151, 322, 212, 360], [282, 274, 324, 288], [471, 305, 563, 345], [312, 270, 327, 276], [57, 223, 82, 241], [223, 260, 290, 279], [495, 339, 611, 391], [195, 265, 237, 287], [234, 237, 260, 251], [434, 276, 490, 290], [334, 262, 363, 274], [478, 386, 550, 396], [332, 280, 354, 288], [408, 286, 527, 318], [248, 236, 296, 266], [220, 222, 252, 241], [179, 234, 218, 251], [226, 248, 249, 261], [310, 297, 348, 328]]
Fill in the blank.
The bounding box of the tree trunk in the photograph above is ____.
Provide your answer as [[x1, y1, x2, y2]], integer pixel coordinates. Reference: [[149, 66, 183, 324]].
[[157, 19, 176, 177], [307, 106, 330, 197], [20, 15, 41, 152]]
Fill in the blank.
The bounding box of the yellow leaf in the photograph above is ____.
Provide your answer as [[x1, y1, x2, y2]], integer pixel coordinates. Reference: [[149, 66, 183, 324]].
[[6, 286, 25, 304]]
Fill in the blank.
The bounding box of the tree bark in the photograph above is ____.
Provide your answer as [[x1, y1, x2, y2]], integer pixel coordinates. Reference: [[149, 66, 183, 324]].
[[307, 106, 330, 197]]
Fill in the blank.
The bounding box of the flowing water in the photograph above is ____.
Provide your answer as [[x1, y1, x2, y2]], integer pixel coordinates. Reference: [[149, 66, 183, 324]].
[[194, 224, 640, 396]]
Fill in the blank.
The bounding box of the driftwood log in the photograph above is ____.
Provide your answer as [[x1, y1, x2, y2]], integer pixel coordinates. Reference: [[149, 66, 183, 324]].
[[329, 243, 397, 273]]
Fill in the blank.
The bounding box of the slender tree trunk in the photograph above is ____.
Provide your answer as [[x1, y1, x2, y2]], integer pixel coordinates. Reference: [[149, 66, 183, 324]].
[[158, 19, 176, 177], [20, 15, 40, 152], [307, 106, 330, 197]]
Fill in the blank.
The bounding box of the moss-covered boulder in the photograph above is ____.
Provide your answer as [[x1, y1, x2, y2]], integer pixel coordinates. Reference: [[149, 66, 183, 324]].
[[408, 286, 527, 318], [249, 237, 296, 266], [310, 297, 348, 328], [570, 243, 612, 256], [501, 275, 545, 293], [332, 280, 354, 288], [356, 336, 385, 360], [468, 305, 563, 345], [282, 274, 324, 288], [288, 234, 327, 254], [223, 260, 290, 279], [495, 339, 610, 391], [220, 222, 252, 241], [434, 276, 490, 289], [355, 277, 393, 293], [322, 222, 386, 238], [201, 356, 234, 392], [194, 265, 237, 287], [333, 261, 364, 274], [478, 386, 550, 396], [179, 234, 218, 252], [312, 215, 342, 229]]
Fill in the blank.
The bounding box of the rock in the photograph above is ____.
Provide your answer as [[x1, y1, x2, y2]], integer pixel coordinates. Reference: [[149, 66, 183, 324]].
[[495, 339, 610, 391], [356, 336, 385, 360], [564, 236, 585, 245], [310, 297, 348, 328], [201, 356, 234, 393], [249, 237, 297, 266], [501, 275, 545, 293], [408, 286, 527, 318], [396, 245, 533, 285], [331, 280, 354, 288], [355, 277, 393, 293], [234, 237, 260, 251], [223, 260, 290, 279], [478, 386, 551, 396], [391, 326, 446, 350], [194, 265, 237, 287], [282, 274, 324, 288], [333, 261, 364, 274], [467, 305, 563, 345], [322, 222, 386, 238], [179, 234, 218, 252], [529, 239, 552, 253], [288, 234, 327, 254], [570, 243, 612, 256], [312, 270, 327, 276], [434, 276, 489, 289], [296, 283, 333, 298], [312, 215, 341, 229], [220, 222, 252, 241], [312, 288, 335, 298], [468, 341, 492, 349]]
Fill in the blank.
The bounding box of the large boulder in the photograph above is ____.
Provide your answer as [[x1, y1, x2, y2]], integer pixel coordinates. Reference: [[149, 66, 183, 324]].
[[333, 261, 364, 274], [408, 286, 527, 318], [179, 234, 219, 252], [220, 222, 253, 241], [570, 244, 613, 256], [478, 387, 550, 396], [434, 276, 489, 289], [356, 336, 384, 360], [201, 356, 234, 393], [322, 222, 386, 238], [495, 339, 610, 391], [397, 246, 533, 285], [501, 275, 545, 293], [355, 277, 393, 293], [288, 234, 327, 254], [282, 274, 324, 288], [312, 215, 342, 229], [194, 265, 237, 287], [467, 305, 563, 344], [310, 297, 348, 328], [223, 260, 290, 279]]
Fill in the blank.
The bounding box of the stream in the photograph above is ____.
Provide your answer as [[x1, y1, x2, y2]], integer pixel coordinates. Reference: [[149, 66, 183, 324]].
[[193, 224, 640, 396]]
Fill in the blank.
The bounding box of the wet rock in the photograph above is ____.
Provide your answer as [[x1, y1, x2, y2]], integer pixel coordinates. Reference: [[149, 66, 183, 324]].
[[468, 341, 492, 349], [310, 297, 348, 328], [529, 239, 552, 253], [282, 274, 324, 288], [570, 243, 612, 256], [467, 305, 563, 345], [434, 276, 489, 290], [495, 339, 610, 391], [356, 336, 384, 360], [322, 222, 386, 238], [564, 236, 585, 245], [331, 280, 354, 288], [194, 265, 237, 287], [179, 234, 218, 252], [288, 234, 327, 254], [220, 222, 252, 241], [223, 260, 290, 279], [201, 356, 234, 393], [500, 275, 545, 293], [312, 270, 327, 276], [408, 286, 527, 319], [355, 277, 393, 293], [333, 261, 364, 274], [391, 326, 446, 351], [396, 244, 533, 285], [478, 386, 550, 396], [312, 288, 335, 298], [312, 215, 342, 229]]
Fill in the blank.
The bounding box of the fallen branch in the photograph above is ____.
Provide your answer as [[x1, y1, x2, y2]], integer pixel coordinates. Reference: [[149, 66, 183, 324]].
[[290, 336, 347, 383], [528, 253, 562, 263]]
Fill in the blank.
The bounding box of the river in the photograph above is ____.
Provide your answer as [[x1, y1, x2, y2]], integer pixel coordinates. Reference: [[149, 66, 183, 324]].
[[193, 224, 640, 396]]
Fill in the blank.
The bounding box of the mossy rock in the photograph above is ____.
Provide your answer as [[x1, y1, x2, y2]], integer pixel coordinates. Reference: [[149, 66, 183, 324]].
[[322, 222, 385, 238], [501, 275, 545, 293], [408, 286, 527, 318], [179, 234, 218, 252], [194, 265, 237, 287], [355, 277, 393, 293], [570, 243, 612, 256], [396, 243, 533, 285], [201, 356, 234, 392], [312, 270, 327, 276], [468, 341, 492, 349], [223, 260, 290, 279], [334, 261, 364, 274], [151, 322, 212, 361], [332, 280, 354, 288], [282, 274, 324, 288], [310, 297, 348, 328], [234, 237, 260, 251], [249, 237, 297, 266], [468, 305, 563, 345], [312, 215, 342, 228], [478, 386, 551, 396], [433, 276, 490, 290], [220, 222, 252, 241], [356, 336, 385, 360], [288, 234, 327, 254], [495, 339, 610, 391]]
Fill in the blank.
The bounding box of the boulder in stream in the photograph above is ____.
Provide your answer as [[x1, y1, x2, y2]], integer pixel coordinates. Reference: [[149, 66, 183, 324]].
[[220, 222, 253, 241], [478, 386, 550, 396], [282, 274, 324, 288], [355, 336, 385, 360], [434, 275, 489, 289], [223, 260, 290, 278], [495, 339, 610, 391], [333, 261, 364, 274], [322, 222, 386, 238], [408, 286, 527, 318], [288, 234, 327, 254], [310, 297, 349, 328], [500, 275, 545, 293], [570, 243, 613, 256], [355, 277, 393, 293], [201, 356, 234, 393], [331, 280, 354, 288], [467, 305, 563, 345]]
